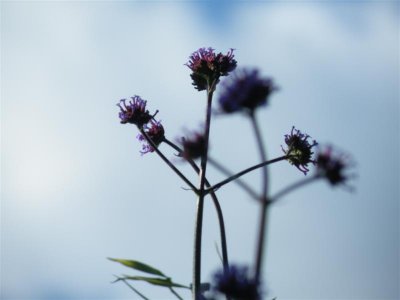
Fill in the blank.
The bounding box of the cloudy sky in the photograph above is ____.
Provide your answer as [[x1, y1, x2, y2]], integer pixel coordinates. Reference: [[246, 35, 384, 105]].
[[1, 1, 399, 299]]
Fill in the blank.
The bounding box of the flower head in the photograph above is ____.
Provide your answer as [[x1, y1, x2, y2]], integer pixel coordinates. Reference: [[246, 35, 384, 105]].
[[137, 120, 165, 154], [180, 131, 207, 160], [316, 145, 354, 187], [117, 96, 152, 128], [186, 47, 237, 91], [213, 265, 260, 300], [218, 69, 277, 114], [281, 126, 318, 175]]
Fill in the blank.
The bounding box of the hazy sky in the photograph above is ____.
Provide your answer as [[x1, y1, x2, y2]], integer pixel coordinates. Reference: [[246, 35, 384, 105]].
[[1, 1, 399, 300]]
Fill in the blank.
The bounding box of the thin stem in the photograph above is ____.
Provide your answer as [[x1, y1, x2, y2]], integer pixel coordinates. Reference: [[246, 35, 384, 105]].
[[208, 156, 259, 199], [206, 155, 289, 198], [169, 287, 184, 300], [193, 83, 215, 300], [120, 279, 150, 300], [269, 175, 320, 205], [163, 138, 184, 156], [140, 129, 198, 193], [164, 138, 229, 273], [250, 112, 269, 283]]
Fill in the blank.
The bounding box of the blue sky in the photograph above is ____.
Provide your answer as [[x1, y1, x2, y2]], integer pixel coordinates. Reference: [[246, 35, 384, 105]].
[[1, 1, 399, 299]]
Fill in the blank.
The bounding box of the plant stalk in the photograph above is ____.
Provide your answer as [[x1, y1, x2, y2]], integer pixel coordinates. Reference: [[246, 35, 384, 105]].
[[206, 155, 289, 198], [164, 138, 229, 272], [139, 129, 198, 193], [269, 175, 320, 205], [193, 84, 214, 300], [250, 112, 269, 283]]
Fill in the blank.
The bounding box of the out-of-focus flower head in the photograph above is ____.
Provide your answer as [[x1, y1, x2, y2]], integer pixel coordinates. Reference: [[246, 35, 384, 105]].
[[316, 145, 354, 187], [281, 126, 318, 175], [117, 96, 152, 128], [180, 131, 207, 160], [218, 69, 277, 114], [137, 120, 165, 155], [186, 47, 237, 91], [213, 265, 260, 300]]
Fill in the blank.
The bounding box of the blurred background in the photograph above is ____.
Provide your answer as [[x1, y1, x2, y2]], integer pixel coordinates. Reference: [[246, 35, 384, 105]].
[[1, 1, 398, 299]]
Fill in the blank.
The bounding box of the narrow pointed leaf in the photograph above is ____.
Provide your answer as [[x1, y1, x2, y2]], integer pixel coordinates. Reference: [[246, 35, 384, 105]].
[[122, 275, 190, 289], [108, 258, 166, 277]]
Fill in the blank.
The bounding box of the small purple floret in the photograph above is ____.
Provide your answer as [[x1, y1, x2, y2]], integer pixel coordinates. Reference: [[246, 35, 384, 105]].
[[186, 47, 216, 71], [137, 120, 165, 155], [180, 131, 207, 160], [186, 47, 237, 91], [316, 145, 353, 186], [117, 96, 152, 127], [218, 69, 277, 113], [282, 126, 318, 175], [213, 265, 260, 300]]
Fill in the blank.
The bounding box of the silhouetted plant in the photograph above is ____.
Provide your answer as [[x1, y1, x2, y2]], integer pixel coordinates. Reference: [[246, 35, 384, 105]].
[[110, 47, 354, 300]]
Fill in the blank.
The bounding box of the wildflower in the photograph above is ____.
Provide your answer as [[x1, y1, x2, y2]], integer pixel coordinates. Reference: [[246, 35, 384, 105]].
[[281, 126, 318, 175], [180, 131, 207, 160], [186, 47, 237, 91], [137, 120, 165, 154], [316, 145, 353, 186], [117, 96, 152, 127], [218, 69, 277, 114], [213, 265, 260, 300]]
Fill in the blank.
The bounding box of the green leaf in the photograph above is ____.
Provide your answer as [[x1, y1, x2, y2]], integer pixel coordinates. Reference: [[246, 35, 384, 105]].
[[121, 275, 190, 289], [108, 258, 166, 277]]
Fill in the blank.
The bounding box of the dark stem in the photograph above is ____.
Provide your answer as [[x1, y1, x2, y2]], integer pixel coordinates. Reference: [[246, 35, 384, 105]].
[[164, 138, 229, 272], [269, 175, 320, 205], [193, 84, 215, 300], [208, 156, 259, 199], [250, 112, 269, 283], [206, 155, 289, 198], [140, 128, 198, 193]]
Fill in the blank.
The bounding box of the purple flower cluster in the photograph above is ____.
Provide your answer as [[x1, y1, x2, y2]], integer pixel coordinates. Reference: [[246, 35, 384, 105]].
[[316, 146, 352, 186], [218, 69, 277, 114], [282, 126, 318, 175], [180, 131, 207, 160], [186, 47, 237, 91], [117, 95, 164, 154], [117, 96, 152, 128], [213, 265, 260, 300], [137, 120, 165, 155]]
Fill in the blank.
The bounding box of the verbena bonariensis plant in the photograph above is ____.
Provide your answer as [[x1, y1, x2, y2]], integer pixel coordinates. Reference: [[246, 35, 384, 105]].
[[110, 47, 354, 300]]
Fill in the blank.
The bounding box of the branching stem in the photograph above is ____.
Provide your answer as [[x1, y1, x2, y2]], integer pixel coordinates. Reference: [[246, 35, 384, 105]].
[[164, 138, 229, 273], [269, 175, 320, 205], [206, 155, 289, 198], [140, 129, 198, 193]]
